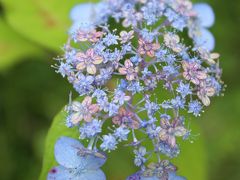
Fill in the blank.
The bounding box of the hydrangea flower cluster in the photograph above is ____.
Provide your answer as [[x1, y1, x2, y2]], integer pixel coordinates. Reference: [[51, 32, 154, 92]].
[[48, 0, 223, 179]]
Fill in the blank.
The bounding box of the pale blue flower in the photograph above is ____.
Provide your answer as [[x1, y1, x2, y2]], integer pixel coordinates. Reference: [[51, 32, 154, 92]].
[[108, 103, 119, 116], [57, 63, 72, 78], [193, 3, 216, 51], [114, 127, 130, 141], [171, 96, 185, 109], [158, 141, 180, 158], [134, 146, 147, 167], [197, 28, 215, 51], [146, 124, 161, 139], [155, 49, 168, 61], [130, 55, 142, 64], [140, 28, 156, 42], [145, 99, 160, 117], [113, 89, 130, 105], [73, 74, 94, 96], [163, 65, 179, 76], [127, 81, 144, 94], [92, 89, 107, 99], [193, 3, 215, 28], [177, 82, 192, 98], [119, 79, 128, 90], [48, 137, 106, 180], [79, 119, 102, 139], [100, 134, 118, 151], [96, 68, 113, 86], [188, 100, 202, 117], [172, 16, 187, 31], [69, 3, 106, 32], [103, 33, 119, 46]]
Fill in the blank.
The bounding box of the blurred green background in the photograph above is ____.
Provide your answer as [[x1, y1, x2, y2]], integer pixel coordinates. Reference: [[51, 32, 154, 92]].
[[0, 0, 239, 180]]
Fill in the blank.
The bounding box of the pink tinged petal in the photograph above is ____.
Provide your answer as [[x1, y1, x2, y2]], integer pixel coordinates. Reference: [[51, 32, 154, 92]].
[[120, 31, 127, 37], [191, 77, 200, 85], [76, 52, 87, 59], [124, 59, 133, 68], [202, 96, 211, 106], [183, 72, 190, 80], [168, 136, 176, 147], [174, 126, 187, 137], [87, 48, 94, 57], [131, 120, 140, 129], [210, 53, 220, 59], [120, 31, 127, 42], [71, 112, 83, 125], [82, 96, 92, 106], [77, 34, 87, 42], [127, 74, 135, 81], [129, 30, 134, 36], [173, 46, 182, 53], [196, 71, 207, 79], [89, 104, 99, 114], [138, 39, 144, 46], [198, 93, 211, 106], [147, 50, 155, 57], [138, 48, 145, 55], [122, 19, 131, 27], [84, 114, 93, 122], [153, 43, 160, 50], [119, 68, 127, 75], [206, 87, 215, 96], [159, 130, 168, 141], [89, 37, 97, 43], [77, 36, 88, 42], [124, 96, 131, 101], [112, 117, 121, 125], [87, 64, 97, 74], [134, 67, 139, 73], [96, 31, 103, 37], [72, 102, 82, 111], [119, 107, 127, 115], [93, 56, 103, 64], [160, 119, 170, 128], [76, 62, 86, 70], [182, 61, 189, 71]]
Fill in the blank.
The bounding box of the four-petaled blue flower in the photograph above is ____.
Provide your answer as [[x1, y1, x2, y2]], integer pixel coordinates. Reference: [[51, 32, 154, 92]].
[[48, 136, 106, 180]]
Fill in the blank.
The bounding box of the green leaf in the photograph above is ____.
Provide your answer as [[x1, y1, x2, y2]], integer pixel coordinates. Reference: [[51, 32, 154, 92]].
[[39, 108, 79, 180], [0, 18, 43, 71], [173, 122, 207, 180], [1, 0, 98, 51]]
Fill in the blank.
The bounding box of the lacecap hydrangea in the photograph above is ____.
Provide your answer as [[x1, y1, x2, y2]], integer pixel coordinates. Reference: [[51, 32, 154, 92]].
[[48, 0, 224, 179]]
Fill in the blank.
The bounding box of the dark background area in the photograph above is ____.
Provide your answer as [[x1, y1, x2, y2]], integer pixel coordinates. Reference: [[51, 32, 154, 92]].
[[0, 0, 239, 179]]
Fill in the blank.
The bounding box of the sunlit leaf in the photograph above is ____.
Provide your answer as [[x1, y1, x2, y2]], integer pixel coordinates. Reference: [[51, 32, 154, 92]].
[[39, 108, 79, 180], [0, 19, 43, 71], [1, 0, 98, 51]]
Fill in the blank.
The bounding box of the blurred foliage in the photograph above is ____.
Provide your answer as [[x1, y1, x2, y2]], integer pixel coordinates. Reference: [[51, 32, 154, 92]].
[[0, 18, 44, 70], [0, 0, 239, 180], [0, 0, 95, 51]]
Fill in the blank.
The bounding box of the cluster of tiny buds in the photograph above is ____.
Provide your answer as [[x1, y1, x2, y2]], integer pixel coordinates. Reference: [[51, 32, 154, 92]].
[[48, 0, 224, 179]]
